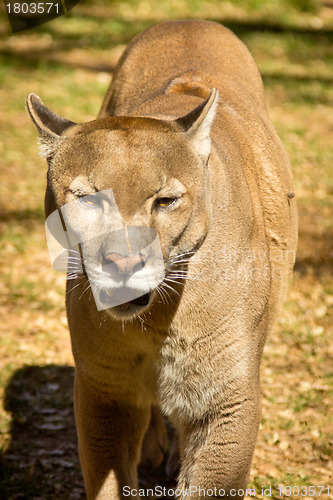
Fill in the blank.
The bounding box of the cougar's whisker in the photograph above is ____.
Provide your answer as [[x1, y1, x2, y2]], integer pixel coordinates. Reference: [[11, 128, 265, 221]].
[[161, 281, 180, 297]]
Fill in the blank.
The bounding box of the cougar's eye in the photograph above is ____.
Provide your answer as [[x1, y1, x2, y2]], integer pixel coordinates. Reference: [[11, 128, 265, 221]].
[[155, 197, 178, 208], [78, 194, 100, 206]]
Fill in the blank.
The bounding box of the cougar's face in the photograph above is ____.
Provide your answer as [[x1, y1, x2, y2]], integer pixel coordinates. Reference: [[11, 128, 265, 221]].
[[47, 124, 211, 320]]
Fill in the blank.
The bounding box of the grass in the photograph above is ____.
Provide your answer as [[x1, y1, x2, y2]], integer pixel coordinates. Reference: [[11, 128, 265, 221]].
[[0, 0, 332, 498]]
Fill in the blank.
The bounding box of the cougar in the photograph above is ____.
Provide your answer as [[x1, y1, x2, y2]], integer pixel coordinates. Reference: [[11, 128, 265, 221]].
[[27, 19, 297, 500]]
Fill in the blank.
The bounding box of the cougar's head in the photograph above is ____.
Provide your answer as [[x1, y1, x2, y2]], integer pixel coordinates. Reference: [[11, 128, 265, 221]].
[[26, 90, 218, 320]]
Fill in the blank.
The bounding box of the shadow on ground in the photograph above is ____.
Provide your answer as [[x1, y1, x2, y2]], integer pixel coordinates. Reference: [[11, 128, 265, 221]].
[[295, 227, 333, 277], [0, 365, 175, 499], [1, 15, 332, 75], [0, 365, 84, 499]]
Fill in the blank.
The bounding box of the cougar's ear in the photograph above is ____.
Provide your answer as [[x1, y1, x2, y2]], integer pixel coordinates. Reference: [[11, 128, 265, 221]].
[[175, 88, 219, 160], [26, 93, 76, 159]]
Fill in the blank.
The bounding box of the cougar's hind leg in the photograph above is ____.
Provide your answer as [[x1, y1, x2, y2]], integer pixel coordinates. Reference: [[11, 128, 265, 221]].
[[140, 405, 169, 469]]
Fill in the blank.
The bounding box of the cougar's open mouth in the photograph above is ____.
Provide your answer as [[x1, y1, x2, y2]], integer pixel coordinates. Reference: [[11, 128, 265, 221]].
[[129, 293, 150, 306], [99, 288, 152, 316]]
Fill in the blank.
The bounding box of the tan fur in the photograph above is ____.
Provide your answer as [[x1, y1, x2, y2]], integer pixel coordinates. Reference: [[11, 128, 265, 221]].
[[27, 20, 297, 500]]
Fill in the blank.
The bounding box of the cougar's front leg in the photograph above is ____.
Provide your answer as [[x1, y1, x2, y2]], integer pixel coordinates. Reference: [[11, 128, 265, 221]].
[[74, 375, 150, 500], [176, 385, 261, 500]]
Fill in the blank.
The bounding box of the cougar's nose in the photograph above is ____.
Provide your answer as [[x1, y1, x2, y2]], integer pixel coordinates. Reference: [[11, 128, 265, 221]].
[[104, 252, 147, 276]]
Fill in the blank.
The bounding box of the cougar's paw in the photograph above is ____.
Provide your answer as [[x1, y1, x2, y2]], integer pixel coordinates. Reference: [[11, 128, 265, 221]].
[[140, 406, 169, 469]]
